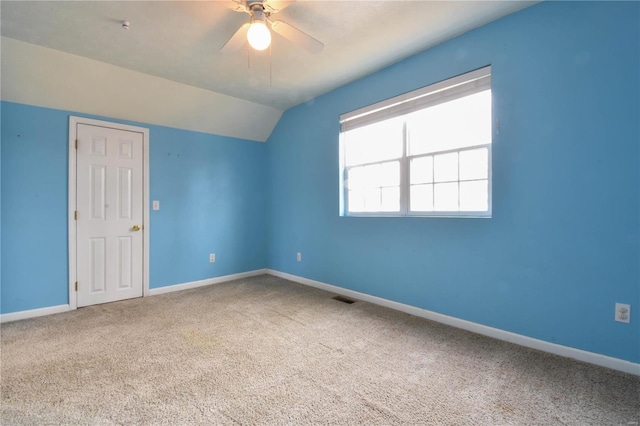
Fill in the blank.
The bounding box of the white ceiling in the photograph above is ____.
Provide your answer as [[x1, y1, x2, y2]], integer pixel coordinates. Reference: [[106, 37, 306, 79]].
[[1, 1, 535, 111]]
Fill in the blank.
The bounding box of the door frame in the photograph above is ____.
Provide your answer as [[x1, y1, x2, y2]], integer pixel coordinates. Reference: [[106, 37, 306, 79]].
[[68, 116, 150, 310]]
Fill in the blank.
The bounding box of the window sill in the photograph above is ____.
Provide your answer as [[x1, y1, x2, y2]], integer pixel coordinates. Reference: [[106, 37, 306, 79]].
[[341, 212, 492, 219]]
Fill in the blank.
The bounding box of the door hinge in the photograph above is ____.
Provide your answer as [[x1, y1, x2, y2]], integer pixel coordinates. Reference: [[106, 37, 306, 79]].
[[75, 139, 78, 149], [74, 211, 78, 220], [75, 281, 78, 292]]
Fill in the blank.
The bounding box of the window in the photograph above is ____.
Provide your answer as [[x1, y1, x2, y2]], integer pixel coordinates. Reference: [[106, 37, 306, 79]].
[[340, 66, 492, 217]]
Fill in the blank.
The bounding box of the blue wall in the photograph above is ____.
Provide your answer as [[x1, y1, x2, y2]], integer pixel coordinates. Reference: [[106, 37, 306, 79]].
[[1, 1, 638, 365], [266, 1, 640, 363], [1, 102, 267, 313]]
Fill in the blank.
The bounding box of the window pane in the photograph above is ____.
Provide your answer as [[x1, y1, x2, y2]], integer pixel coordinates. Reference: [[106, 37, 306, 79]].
[[363, 164, 381, 187], [347, 167, 367, 190], [364, 188, 381, 212], [460, 180, 488, 211], [347, 162, 399, 213], [344, 117, 404, 166], [434, 152, 458, 183], [408, 90, 491, 156], [459, 148, 488, 181], [410, 156, 433, 184], [381, 186, 400, 212], [434, 182, 458, 211], [348, 164, 398, 188], [379, 161, 400, 187], [348, 190, 365, 212], [410, 184, 434, 211]]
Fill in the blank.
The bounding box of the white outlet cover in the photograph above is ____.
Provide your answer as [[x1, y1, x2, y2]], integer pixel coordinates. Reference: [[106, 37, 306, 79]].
[[615, 303, 630, 323], [209, 253, 216, 263], [152, 200, 160, 210]]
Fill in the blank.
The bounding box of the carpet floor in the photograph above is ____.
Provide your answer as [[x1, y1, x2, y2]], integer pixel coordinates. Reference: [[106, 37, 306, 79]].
[[1, 275, 638, 425]]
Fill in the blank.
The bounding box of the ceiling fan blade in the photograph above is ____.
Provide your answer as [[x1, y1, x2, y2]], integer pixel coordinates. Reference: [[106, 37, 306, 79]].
[[221, 23, 250, 52], [270, 20, 324, 54], [264, 0, 294, 14], [229, 0, 249, 13]]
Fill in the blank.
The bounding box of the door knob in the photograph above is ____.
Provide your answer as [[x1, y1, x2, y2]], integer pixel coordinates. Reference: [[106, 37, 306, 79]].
[[132, 225, 141, 231]]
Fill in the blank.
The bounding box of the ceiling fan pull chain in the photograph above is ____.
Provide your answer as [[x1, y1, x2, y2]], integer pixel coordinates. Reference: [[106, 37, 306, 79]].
[[269, 41, 273, 88]]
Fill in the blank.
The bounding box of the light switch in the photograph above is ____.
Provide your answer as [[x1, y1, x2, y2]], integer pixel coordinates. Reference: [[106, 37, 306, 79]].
[[152, 200, 160, 211]]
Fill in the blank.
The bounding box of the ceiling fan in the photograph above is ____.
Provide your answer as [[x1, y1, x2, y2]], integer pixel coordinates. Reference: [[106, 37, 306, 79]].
[[221, 0, 324, 54]]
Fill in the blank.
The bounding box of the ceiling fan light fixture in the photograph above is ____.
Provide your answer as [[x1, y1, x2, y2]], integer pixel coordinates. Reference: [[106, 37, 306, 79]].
[[247, 19, 271, 51]]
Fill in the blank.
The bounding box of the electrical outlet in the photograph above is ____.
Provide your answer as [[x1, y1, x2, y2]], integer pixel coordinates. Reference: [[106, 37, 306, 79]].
[[296, 252, 302, 262], [209, 253, 216, 263], [152, 200, 160, 210], [615, 303, 630, 323]]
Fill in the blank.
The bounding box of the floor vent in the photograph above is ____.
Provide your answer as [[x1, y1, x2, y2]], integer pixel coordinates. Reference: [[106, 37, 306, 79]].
[[332, 295, 356, 304]]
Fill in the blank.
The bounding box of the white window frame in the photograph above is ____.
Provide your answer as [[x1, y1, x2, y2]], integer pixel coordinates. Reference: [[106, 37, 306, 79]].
[[339, 66, 492, 218]]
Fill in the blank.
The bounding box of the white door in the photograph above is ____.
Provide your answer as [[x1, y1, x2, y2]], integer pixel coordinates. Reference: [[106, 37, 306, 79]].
[[76, 123, 144, 307]]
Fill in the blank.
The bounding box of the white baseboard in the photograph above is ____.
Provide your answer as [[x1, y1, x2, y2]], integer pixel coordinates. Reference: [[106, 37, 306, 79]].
[[266, 269, 640, 376], [148, 269, 268, 296], [4, 270, 637, 376], [0, 304, 70, 324], [1, 269, 267, 322]]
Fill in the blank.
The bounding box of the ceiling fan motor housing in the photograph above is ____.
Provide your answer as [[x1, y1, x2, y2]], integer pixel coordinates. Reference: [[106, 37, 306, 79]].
[[248, 1, 268, 22], [248, 2, 266, 13]]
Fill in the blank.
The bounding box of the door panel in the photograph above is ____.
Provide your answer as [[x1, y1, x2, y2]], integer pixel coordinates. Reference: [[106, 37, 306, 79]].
[[90, 238, 106, 293], [118, 168, 133, 219], [77, 124, 144, 307], [117, 237, 133, 289], [90, 165, 106, 219]]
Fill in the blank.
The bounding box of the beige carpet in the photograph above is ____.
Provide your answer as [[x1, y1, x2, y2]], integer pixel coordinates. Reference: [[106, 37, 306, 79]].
[[1, 275, 638, 425]]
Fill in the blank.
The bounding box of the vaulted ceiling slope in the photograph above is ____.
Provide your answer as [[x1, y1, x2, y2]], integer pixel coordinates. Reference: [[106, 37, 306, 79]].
[[1, 1, 535, 141]]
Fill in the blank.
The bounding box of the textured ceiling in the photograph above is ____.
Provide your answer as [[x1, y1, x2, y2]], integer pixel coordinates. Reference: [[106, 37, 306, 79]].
[[1, 1, 535, 110]]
